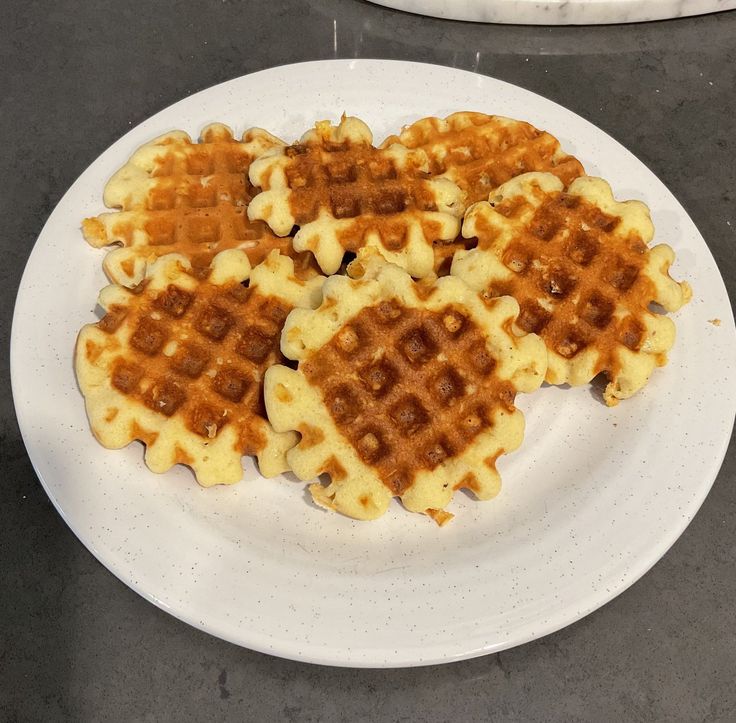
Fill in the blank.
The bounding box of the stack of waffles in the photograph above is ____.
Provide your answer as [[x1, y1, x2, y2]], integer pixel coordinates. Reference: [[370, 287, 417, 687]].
[[75, 112, 691, 525]]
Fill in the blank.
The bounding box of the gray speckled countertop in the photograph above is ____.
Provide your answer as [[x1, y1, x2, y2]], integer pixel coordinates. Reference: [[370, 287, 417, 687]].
[[2, 1, 735, 720]]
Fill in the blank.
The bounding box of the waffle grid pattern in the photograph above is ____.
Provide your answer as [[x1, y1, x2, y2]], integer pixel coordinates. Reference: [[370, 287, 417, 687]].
[[454, 172, 691, 404], [303, 303, 516, 497], [382, 112, 585, 204], [284, 143, 441, 226], [248, 116, 466, 277], [83, 124, 288, 286], [264, 257, 547, 523], [75, 250, 323, 484]]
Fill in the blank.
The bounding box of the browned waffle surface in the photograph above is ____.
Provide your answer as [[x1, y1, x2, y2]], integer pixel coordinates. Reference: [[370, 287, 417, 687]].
[[265, 256, 547, 523], [453, 172, 692, 405], [302, 304, 517, 496], [247, 116, 466, 278], [382, 112, 584, 205], [82, 123, 294, 287], [75, 250, 325, 484]]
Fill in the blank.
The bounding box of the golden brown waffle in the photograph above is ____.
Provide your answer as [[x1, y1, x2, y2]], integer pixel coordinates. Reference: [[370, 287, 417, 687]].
[[264, 254, 546, 524], [452, 172, 692, 405], [382, 112, 584, 205], [247, 116, 466, 278], [75, 250, 324, 484], [82, 123, 293, 287]]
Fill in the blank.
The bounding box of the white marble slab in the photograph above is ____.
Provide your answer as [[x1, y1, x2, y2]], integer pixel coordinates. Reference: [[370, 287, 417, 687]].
[[367, 0, 736, 24]]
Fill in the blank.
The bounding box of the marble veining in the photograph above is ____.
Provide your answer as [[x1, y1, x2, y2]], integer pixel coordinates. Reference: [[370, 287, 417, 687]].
[[368, 0, 736, 24]]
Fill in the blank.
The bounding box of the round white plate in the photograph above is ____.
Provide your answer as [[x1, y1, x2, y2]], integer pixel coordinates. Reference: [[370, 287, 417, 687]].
[[11, 60, 735, 668]]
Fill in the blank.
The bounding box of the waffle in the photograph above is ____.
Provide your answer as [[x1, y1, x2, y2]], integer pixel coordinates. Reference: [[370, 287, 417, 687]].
[[75, 250, 325, 484], [452, 172, 692, 405], [264, 253, 547, 524], [82, 123, 293, 287], [382, 112, 584, 205], [247, 116, 466, 278]]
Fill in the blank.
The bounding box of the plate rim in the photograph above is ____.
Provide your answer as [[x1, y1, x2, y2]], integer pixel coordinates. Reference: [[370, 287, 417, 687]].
[[364, 0, 736, 25]]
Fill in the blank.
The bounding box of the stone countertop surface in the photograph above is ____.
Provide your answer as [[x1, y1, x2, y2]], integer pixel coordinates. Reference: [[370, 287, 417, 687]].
[[1, 1, 734, 720]]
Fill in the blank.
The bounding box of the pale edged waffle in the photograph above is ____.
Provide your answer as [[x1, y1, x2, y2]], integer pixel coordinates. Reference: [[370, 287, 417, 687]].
[[382, 112, 584, 205], [264, 253, 547, 524], [452, 172, 692, 405], [247, 116, 466, 278], [75, 249, 324, 484], [82, 123, 295, 287]]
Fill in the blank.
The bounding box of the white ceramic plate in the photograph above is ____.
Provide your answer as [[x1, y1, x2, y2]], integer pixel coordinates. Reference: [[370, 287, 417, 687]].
[[11, 60, 735, 668]]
